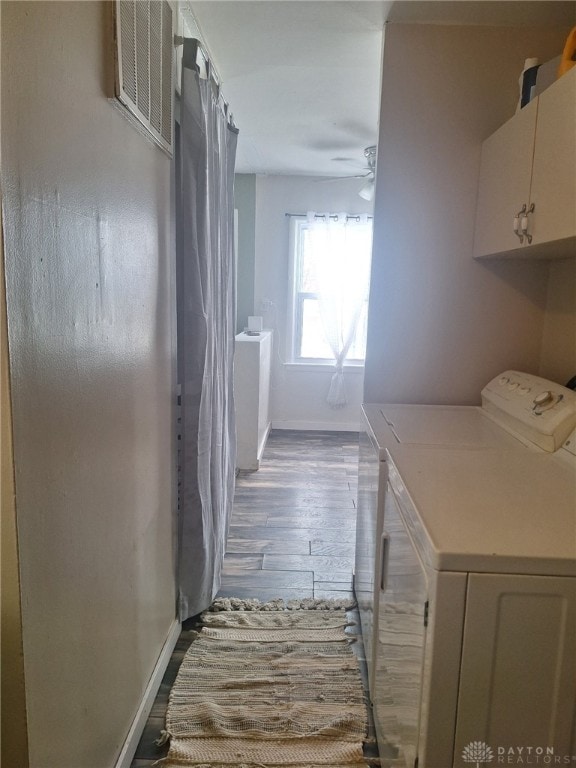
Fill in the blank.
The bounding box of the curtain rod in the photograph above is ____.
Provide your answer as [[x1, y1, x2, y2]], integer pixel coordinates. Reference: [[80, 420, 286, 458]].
[[174, 35, 217, 81], [285, 213, 373, 221], [174, 36, 237, 130]]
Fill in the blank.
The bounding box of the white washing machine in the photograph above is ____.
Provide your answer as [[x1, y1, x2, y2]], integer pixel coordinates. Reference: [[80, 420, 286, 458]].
[[354, 371, 576, 768]]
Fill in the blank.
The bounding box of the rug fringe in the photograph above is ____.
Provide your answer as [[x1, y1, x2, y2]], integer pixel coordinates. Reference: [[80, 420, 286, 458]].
[[207, 597, 356, 613], [155, 729, 172, 747], [154, 761, 376, 767], [154, 757, 374, 767]]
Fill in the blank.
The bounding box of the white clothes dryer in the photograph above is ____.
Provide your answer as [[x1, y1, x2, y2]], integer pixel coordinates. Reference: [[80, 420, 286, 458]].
[[354, 371, 576, 768]]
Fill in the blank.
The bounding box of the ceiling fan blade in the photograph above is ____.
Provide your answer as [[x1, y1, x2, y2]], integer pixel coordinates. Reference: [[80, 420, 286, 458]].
[[314, 171, 372, 183]]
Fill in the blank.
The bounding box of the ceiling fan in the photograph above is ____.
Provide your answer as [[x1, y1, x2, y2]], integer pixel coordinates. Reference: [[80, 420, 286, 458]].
[[358, 145, 377, 201], [317, 145, 377, 201]]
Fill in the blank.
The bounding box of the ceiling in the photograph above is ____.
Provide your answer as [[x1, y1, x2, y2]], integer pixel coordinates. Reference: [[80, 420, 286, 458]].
[[182, 1, 390, 177], [180, 1, 576, 178]]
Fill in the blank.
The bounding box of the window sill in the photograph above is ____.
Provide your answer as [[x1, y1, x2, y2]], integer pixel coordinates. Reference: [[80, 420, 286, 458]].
[[284, 361, 365, 373]]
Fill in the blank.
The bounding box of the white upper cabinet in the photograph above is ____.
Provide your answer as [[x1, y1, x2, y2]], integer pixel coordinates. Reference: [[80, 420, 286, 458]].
[[530, 67, 576, 248], [474, 67, 576, 259], [474, 99, 538, 257]]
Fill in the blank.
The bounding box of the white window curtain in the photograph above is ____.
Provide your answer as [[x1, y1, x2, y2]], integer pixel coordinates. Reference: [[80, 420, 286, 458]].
[[176, 40, 238, 620], [306, 212, 372, 408]]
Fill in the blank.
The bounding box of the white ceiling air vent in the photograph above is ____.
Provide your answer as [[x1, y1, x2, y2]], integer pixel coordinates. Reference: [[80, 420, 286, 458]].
[[113, 0, 174, 156]]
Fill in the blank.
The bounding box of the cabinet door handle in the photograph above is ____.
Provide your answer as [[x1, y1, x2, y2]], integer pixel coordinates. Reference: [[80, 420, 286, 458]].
[[380, 532, 390, 592], [520, 203, 535, 244], [513, 204, 526, 243]]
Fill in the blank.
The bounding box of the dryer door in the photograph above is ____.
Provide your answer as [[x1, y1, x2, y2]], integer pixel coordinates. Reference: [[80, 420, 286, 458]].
[[354, 427, 387, 694], [373, 485, 428, 767]]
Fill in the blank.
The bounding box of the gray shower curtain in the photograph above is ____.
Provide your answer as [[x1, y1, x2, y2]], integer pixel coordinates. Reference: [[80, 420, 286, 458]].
[[176, 40, 238, 620]]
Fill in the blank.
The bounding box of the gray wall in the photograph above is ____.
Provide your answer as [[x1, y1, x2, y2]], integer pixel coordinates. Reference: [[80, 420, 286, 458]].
[[235, 173, 257, 333], [2, 3, 177, 765], [364, 22, 570, 405]]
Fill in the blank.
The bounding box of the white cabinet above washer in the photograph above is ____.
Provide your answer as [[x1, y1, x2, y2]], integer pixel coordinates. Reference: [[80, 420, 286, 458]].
[[473, 67, 576, 260]]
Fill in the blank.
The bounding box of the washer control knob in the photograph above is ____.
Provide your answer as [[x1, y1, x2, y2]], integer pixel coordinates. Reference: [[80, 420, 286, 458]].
[[518, 386, 531, 396], [499, 376, 509, 385], [533, 391, 554, 407]]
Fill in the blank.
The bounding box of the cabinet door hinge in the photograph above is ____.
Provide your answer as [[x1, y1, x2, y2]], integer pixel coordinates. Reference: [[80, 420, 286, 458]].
[[423, 600, 429, 628]]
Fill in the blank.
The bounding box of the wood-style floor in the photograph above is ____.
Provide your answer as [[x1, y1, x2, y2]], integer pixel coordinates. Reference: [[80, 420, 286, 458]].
[[221, 429, 359, 601], [131, 429, 365, 767]]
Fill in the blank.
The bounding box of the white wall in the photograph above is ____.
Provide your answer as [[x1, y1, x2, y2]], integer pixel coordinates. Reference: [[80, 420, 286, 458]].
[[364, 22, 570, 405], [253, 175, 372, 430], [235, 174, 257, 333], [539, 258, 576, 385], [1, 209, 29, 766], [2, 4, 177, 766]]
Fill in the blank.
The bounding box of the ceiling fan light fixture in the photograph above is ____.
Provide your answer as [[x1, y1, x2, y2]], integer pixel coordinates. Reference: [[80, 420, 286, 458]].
[[358, 177, 374, 201]]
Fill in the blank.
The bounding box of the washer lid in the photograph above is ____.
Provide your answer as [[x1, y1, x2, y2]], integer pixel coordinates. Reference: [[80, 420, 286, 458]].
[[380, 405, 524, 449]]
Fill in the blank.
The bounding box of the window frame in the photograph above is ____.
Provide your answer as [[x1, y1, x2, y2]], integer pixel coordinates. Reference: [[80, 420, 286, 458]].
[[286, 216, 370, 367]]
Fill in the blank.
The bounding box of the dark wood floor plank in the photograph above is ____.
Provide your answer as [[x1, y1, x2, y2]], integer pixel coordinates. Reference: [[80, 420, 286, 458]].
[[264, 505, 356, 519], [226, 538, 311, 555], [262, 554, 354, 582], [238, 477, 351, 486], [314, 578, 354, 590], [224, 511, 269, 525], [310, 540, 357, 558], [222, 554, 264, 571], [237, 465, 353, 478], [220, 569, 313, 589], [266, 516, 356, 530], [233, 491, 356, 509], [132, 715, 166, 760], [228, 524, 356, 543]]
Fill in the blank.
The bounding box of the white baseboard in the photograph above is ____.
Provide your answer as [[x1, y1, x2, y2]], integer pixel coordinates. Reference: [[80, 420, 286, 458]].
[[114, 618, 181, 768], [271, 420, 361, 432], [257, 422, 272, 460]]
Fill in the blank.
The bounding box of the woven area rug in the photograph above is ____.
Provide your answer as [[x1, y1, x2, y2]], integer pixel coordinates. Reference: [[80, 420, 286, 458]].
[[158, 598, 370, 767]]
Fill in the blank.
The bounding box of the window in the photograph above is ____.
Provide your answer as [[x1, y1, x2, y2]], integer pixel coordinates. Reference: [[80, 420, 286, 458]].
[[288, 213, 372, 365]]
